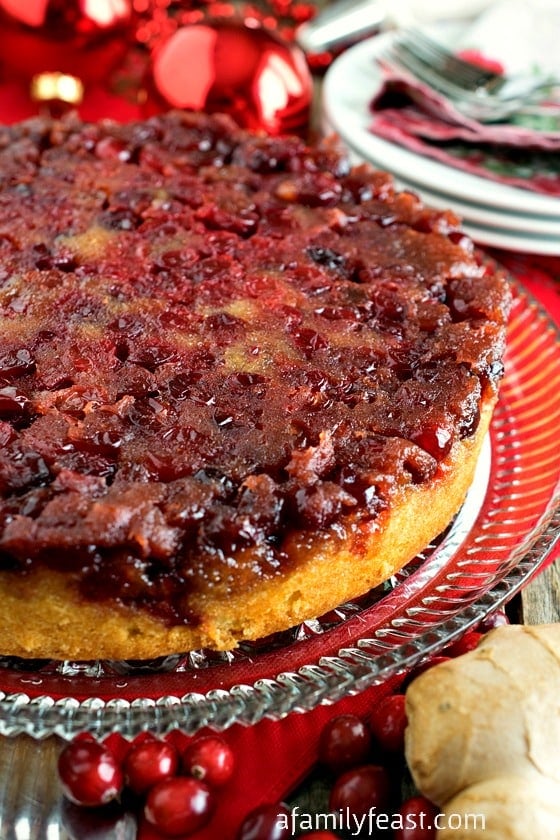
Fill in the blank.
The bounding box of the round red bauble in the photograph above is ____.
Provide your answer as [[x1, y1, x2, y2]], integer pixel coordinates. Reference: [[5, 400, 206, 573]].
[[143, 19, 313, 135], [0, 0, 133, 83]]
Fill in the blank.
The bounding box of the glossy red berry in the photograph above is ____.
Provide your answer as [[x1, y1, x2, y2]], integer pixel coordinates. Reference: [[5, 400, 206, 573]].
[[402, 656, 452, 689], [144, 776, 214, 837], [446, 631, 483, 658], [369, 694, 407, 753], [124, 737, 179, 795], [478, 609, 509, 632], [182, 735, 235, 788], [329, 764, 391, 817], [71, 732, 97, 744], [58, 739, 123, 807], [318, 714, 372, 773], [237, 802, 291, 839], [394, 795, 439, 839]]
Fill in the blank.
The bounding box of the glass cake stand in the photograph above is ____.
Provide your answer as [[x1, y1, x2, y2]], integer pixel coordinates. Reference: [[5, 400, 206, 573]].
[[0, 278, 559, 740]]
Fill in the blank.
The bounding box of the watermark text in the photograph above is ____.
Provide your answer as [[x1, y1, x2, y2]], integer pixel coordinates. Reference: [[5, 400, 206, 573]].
[[277, 806, 486, 836]]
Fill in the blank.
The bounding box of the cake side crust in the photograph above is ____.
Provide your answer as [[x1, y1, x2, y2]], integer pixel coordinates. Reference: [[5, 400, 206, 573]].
[[0, 399, 494, 660]]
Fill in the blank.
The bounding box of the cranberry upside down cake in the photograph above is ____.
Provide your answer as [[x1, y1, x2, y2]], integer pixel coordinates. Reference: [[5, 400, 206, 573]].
[[0, 112, 510, 659]]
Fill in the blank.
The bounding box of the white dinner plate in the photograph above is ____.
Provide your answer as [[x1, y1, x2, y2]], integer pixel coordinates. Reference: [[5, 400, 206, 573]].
[[459, 220, 560, 254], [322, 32, 560, 228]]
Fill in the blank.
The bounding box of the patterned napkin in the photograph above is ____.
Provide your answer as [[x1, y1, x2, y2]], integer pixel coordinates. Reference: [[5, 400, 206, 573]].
[[369, 0, 560, 195]]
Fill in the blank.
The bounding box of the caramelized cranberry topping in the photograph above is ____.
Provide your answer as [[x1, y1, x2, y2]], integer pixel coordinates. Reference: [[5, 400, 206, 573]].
[[0, 113, 510, 624]]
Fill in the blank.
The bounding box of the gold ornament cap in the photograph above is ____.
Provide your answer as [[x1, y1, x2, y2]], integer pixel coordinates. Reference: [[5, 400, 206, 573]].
[[30, 72, 84, 105]]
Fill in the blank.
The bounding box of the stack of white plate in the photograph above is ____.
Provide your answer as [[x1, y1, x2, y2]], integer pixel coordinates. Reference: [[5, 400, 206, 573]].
[[322, 32, 560, 254]]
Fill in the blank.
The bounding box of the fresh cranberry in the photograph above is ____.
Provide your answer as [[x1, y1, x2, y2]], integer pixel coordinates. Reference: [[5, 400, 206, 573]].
[[369, 694, 407, 753], [58, 739, 123, 807], [237, 802, 291, 839], [102, 732, 130, 765], [478, 609, 509, 632], [71, 732, 97, 744], [124, 737, 179, 795], [182, 735, 235, 788], [445, 631, 483, 658], [402, 656, 452, 689], [329, 764, 391, 818], [394, 795, 439, 839], [318, 714, 372, 773], [144, 776, 214, 837]]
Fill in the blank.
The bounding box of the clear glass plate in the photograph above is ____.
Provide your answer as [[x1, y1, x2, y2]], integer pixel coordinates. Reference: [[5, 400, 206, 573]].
[[1, 278, 559, 740]]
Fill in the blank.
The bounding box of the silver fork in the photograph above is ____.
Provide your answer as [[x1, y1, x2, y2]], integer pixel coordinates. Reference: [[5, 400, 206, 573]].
[[387, 29, 560, 122], [398, 29, 500, 92]]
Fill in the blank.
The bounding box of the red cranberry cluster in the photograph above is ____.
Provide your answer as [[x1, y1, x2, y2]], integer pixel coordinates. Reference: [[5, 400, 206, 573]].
[[317, 703, 428, 840], [237, 611, 508, 840], [57, 732, 234, 837], [234, 693, 420, 840], [58, 611, 508, 839]]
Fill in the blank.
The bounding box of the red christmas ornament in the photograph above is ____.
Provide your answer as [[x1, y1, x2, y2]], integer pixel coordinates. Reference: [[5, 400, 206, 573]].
[[143, 18, 313, 135], [0, 0, 133, 84]]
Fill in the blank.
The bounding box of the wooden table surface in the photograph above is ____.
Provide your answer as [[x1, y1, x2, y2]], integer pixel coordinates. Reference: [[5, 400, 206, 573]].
[[519, 555, 560, 624]]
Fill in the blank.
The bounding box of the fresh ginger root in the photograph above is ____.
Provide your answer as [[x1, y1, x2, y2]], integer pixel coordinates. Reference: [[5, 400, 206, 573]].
[[405, 624, 560, 839]]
